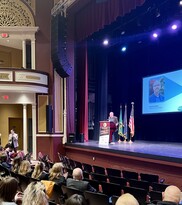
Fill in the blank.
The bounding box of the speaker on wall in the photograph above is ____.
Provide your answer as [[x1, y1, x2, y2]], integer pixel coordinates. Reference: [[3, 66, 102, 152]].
[[51, 14, 72, 78], [46, 105, 53, 133]]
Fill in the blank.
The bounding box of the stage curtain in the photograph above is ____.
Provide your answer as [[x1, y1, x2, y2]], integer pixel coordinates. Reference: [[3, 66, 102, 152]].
[[93, 47, 108, 140], [76, 41, 88, 142], [68, 0, 145, 41]]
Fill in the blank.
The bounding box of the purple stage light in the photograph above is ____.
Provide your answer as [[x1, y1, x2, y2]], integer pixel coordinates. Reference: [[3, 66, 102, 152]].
[[152, 33, 158, 38], [171, 24, 177, 30]]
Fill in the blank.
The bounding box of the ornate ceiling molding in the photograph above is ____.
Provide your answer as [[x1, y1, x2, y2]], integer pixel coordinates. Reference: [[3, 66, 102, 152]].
[[0, 0, 35, 26]]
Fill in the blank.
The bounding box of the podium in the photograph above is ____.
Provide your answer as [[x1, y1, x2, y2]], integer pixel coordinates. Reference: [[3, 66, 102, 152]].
[[99, 121, 116, 145]]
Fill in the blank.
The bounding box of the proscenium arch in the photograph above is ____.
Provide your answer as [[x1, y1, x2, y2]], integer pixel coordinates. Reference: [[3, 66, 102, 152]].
[[0, 0, 35, 26]]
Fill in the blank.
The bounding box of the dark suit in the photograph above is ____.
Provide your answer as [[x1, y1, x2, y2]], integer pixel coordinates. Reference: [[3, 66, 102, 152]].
[[66, 178, 96, 192]]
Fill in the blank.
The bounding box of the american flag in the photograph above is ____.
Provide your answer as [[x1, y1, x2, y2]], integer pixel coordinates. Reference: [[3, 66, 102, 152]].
[[129, 102, 135, 137]]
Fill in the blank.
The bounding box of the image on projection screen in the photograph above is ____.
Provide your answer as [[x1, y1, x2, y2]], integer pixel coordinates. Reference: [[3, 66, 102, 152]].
[[142, 69, 182, 114]]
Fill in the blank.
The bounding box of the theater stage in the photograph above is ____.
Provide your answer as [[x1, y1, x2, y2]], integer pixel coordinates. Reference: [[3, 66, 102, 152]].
[[66, 140, 182, 163], [64, 140, 182, 188]]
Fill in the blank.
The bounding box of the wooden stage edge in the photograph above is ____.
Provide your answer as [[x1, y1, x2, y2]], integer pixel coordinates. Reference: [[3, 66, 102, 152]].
[[64, 142, 182, 189]]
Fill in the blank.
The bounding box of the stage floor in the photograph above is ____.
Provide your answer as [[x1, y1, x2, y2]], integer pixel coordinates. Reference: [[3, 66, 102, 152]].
[[67, 140, 182, 163]]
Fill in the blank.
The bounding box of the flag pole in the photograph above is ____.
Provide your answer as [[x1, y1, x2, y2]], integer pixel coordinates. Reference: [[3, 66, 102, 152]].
[[118, 105, 123, 143], [129, 102, 134, 143], [123, 104, 128, 143]]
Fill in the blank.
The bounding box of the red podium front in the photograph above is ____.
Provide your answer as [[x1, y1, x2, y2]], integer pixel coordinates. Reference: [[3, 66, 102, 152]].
[[99, 121, 116, 144]]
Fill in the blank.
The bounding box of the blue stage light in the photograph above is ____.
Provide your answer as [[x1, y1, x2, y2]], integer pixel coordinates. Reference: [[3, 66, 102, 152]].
[[121, 46, 127, 52]]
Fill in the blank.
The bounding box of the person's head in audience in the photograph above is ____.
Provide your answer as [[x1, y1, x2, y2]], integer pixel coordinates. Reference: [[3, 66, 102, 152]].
[[162, 185, 181, 204], [22, 181, 48, 205], [0, 176, 18, 203], [49, 162, 64, 180], [11, 156, 22, 173], [116, 193, 139, 205], [31, 161, 45, 179], [72, 168, 83, 180], [65, 194, 87, 205], [18, 160, 32, 176]]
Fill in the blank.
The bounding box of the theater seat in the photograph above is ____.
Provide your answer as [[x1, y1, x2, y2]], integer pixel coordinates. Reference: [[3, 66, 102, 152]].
[[84, 190, 110, 205]]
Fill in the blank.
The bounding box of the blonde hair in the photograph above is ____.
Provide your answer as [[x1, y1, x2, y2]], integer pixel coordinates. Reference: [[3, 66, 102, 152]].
[[22, 181, 48, 205], [18, 160, 31, 176], [49, 162, 64, 181], [116, 193, 139, 205], [11, 156, 22, 173], [31, 162, 45, 179]]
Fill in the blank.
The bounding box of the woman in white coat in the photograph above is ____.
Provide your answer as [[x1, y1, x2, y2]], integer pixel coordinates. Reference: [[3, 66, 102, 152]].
[[8, 129, 19, 153]]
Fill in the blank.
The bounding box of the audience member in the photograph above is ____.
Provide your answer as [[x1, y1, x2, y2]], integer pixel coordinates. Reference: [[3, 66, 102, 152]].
[[22, 181, 49, 205], [18, 160, 32, 177], [49, 162, 67, 187], [67, 168, 96, 192], [160, 185, 181, 205], [65, 194, 87, 205], [115, 193, 139, 205], [0, 176, 19, 205], [8, 129, 19, 153], [31, 162, 48, 180], [11, 156, 22, 173], [149, 185, 181, 205]]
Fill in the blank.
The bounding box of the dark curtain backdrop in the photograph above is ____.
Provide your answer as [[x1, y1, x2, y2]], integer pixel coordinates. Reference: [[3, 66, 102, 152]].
[[71, 0, 145, 41], [93, 48, 108, 140], [76, 41, 88, 142], [67, 0, 145, 140], [107, 33, 182, 142]]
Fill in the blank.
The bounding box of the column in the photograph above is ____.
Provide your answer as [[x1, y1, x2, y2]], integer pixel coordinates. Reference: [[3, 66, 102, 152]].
[[23, 104, 27, 154], [32, 104, 37, 159], [63, 78, 67, 144], [31, 40, 36, 70], [22, 40, 26, 68]]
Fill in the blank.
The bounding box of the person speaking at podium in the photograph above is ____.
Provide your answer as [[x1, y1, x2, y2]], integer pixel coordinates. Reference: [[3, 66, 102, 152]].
[[108, 112, 118, 144]]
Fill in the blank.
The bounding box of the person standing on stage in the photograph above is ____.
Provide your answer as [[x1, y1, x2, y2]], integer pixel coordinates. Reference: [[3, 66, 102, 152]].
[[8, 128, 19, 153], [108, 112, 118, 144]]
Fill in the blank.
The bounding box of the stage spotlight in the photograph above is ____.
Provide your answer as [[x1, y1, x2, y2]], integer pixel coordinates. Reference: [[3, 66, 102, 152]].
[[152, 33, 158, 38], [171, 24, 177, 30], [121, 46, 127, 52], [103, 39, 109, 46], [179, 0, 182, 6], [169, 21, 181, 33]]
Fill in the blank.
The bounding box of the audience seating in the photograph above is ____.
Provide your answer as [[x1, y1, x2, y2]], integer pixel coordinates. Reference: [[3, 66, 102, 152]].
[[61, 185, 83, 198], [65, 167, 73, 178], [151, 182, 169, 192], [82, 163, 93, 173], [12, 172, 31, 192], [74, 160, 83, 169], [83, 179, 100, 192], [0, 164, 10, 177], [101, 181, 122, 197], [122, 170, 139, 180], [49, 183, 64, 204], [108, 176, 127, 187], [83, 171, 89, 179], [123, 186, 148, 205], [129, 179, 150, 192], [112, 195, 119, 205], [68, 159, 76, 170], [106, 167, 121, 177], [93, 165, 105, 175], [84, 190, 110, 205], [149, 190, 162, 202], [90, 172, 108, 182], [140, 173, 159, 184]]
